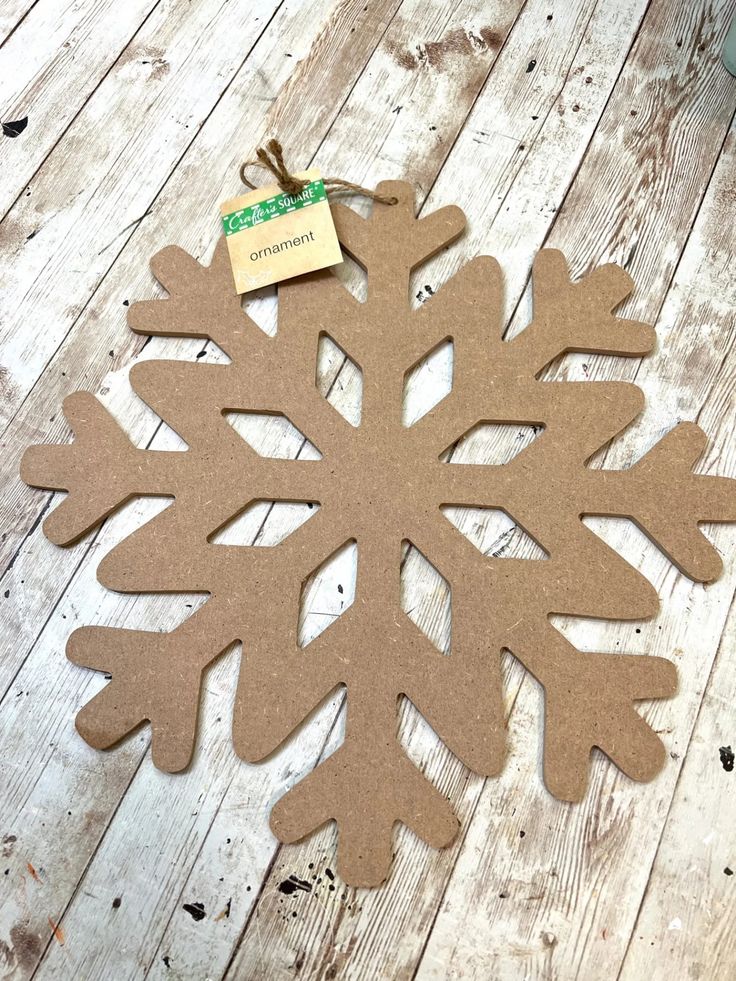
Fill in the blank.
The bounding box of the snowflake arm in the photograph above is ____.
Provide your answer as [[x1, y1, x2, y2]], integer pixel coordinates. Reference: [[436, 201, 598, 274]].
[[509, 249, 657, 373], [126, 238, 255, 359], [20, 392, 181, 545], [19, 383, 324, 548], [508, 622, 678, 802], [68, 602, 233, 772], [578, 422, 736, 582]]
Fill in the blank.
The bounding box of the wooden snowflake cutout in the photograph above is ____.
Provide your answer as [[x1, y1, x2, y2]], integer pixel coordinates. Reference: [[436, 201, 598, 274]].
[[21, 182, 736, 886]]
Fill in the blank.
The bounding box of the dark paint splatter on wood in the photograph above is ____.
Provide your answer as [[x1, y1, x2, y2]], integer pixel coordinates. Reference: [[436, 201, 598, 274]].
[[725, 867, 733, 876], [2, 117, 28, 138], [183, 901, 206, 921], [719, 745, 734, 771], [325, 867, 335, 880], [112, 896, 121, 909], [215, 897, 232, 920], [278, 874, 312, 895], [526, 59, 537, 73]]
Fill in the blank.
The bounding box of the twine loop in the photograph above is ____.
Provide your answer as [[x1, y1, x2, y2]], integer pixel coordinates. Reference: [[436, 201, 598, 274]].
[[239, 139, 398, 205]]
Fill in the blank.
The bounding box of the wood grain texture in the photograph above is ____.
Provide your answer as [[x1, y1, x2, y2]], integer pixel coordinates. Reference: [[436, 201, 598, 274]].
[[10, 1, 524, 976], [0, 0, 284, 432], [0, 0, 38, 47], [618, 127, 736, 981], [621, 601, 736, 981], [0, 0, 405, 975], [0, 0, 734, 977], [416, 113, 736, 981], [0, 0, 160, 218]]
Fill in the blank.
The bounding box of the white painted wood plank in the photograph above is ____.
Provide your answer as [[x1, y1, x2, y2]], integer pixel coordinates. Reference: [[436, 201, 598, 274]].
[[617, 130, 736, 981], [620, 606, 736, 980], [20, 2, 521, 977], [0, 0, 38, 47], [416, 122, 736, 981], [215, 0, 673, 973], [0, 0, 283, 432], [225, 1, 736, 977], [1, 7, 732, 980], [0, 0, 418, 974], [0, 0, 160, 218]]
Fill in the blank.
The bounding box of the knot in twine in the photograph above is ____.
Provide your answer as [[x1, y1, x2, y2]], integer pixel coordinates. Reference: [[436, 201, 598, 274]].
[[239, 139, 398, 206]]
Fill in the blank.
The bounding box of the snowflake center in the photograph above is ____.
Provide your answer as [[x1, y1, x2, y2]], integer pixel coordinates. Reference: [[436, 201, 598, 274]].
[[328, 423, 437, 537]]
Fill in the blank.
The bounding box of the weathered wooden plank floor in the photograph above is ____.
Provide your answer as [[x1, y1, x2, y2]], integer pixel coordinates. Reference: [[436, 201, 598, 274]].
[[1, 0, 734, 977]]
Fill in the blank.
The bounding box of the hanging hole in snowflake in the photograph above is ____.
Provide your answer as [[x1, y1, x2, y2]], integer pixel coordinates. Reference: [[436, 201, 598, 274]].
[[441, 506, 548, 560], [331, 248, 368, 303], [445, 422, 544, 464], [316, 333, 362, 427], [298, 540, 357, 648], [401, 541, 451, 654], [224, 411, 322, 459], [402, 339, 453, 427], [208, 500, 320, 547]]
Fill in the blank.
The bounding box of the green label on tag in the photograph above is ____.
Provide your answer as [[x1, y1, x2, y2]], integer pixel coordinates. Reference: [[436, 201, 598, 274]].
[[222, 179, 328, 236], [219, 168, 342, 294]]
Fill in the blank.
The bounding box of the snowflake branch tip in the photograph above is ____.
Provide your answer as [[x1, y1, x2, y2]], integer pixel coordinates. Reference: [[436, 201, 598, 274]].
[[622, 423, 736, 582], [332, 180, 466, 278], [515, 249, 656, 373], [128, 238, 250, 354], [20, 392, 146, 545], [68, 612, 230, 772], [271, 723, 458, 886], [515, 631, 677, 801], [232, 666, 339, 763]]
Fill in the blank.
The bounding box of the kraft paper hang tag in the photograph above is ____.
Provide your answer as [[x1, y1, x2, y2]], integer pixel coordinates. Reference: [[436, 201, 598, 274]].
[[220, 168, 343, 294]]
